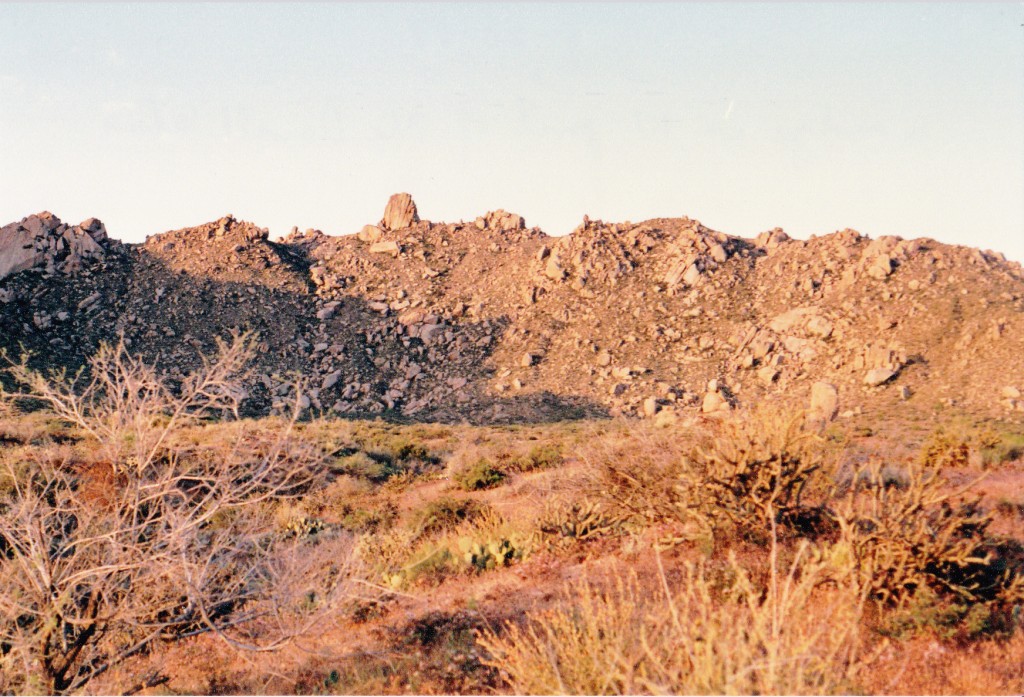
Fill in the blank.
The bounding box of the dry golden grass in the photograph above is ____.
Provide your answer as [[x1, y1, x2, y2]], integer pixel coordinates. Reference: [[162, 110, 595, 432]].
[[478, 533, 870, 695]]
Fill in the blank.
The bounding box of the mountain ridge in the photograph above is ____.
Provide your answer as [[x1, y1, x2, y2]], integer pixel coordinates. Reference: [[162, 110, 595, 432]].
[[2, 194, 1022, 424]]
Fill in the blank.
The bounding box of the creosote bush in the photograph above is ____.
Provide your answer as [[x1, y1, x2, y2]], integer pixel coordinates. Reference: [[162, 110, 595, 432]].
[[412, 496, 491, 537], [453, 458, 506, 491], [511, 443, 564, 472]]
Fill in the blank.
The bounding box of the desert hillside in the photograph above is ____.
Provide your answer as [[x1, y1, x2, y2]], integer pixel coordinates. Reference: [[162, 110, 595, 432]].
[[4, 195, 1024, 696], [2, 193, 1023, 424]]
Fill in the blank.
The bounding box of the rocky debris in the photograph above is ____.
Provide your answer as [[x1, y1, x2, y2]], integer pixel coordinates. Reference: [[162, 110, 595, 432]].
[[701, 380, 732, 414], [808, 382, 839, 424], [475, 209, 526, 232], [658, 223, 737, 292], [702, 390, 730, 414], [1002, 386, 1024, 412], [757, 366, 780, 386], [379, 193, 419, 231], [316, 302, 340, 320], [855, 344, 906, 373], [321, 370, 342, 391], [358, 225, 383, 243], [543, 248, 566, 281], [369, 240, 401, 256], [521, 351, 541, 367], [755, 227, 791, 252], [0, 212, 111, 281], [3, 194, 1024, 424], [867, 254, 894, 280], [864, 368, 897, 387], [768, 307, 833, 339], [529, 215, 742, 298]]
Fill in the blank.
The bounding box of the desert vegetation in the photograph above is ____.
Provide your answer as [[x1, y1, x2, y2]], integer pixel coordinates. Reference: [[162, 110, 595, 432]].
[[0, 338, 371, 694], [1, 340, 1024, 695]]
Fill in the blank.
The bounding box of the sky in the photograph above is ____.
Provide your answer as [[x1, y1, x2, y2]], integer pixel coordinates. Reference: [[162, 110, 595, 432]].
[[1, 3, 1022, 261]]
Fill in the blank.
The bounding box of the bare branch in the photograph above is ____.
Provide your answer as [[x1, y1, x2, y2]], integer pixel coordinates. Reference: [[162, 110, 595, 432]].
[[0, 336, 369, 694]]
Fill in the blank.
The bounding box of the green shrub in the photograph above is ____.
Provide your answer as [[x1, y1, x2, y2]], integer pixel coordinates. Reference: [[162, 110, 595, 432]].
[[879, 586, 1001, 641], [513, 443, 563, 472], [453, 459, 506, 491], [333, 451, 403, 482], [336, 501, 398, 533], [980, 431, 1024, 467], [413, 496, 490, 537], [383, 436, 432, 464], [361, 433, 436, 466]]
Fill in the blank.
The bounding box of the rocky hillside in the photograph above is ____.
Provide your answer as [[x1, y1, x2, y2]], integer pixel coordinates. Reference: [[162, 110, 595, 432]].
[[2, 195, 1023, 424]]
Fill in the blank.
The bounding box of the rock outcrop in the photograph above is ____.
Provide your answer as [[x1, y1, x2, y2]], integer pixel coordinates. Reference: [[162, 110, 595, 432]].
[[0, 212, 110, 281], [379, 193, 419, 231], [809, 382, 839, 425], [2, 194, 1023, 425]]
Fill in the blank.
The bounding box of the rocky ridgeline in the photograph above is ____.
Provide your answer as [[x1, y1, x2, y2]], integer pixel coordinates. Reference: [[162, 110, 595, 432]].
[[0, 212, 113, 282], [2, 195, 1023, 424]]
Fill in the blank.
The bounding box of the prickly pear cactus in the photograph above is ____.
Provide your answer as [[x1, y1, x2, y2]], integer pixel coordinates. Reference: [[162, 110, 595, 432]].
[[458, 536, 518, 572], [284, 516, 326, 538]]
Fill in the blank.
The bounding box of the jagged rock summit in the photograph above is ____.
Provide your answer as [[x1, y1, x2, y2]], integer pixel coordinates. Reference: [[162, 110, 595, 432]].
[[0, 212, 111, 281], [2, 194, 1023, 424]]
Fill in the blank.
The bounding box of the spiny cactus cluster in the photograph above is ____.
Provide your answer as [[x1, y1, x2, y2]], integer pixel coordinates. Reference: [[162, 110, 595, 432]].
[[680, 409, 825, 537], [537, 500, 625, 546], [835, 458, 1024, 604], [284, 516, 326, 538], [918, 429, 972, 470], [458, 537, 518, 572]]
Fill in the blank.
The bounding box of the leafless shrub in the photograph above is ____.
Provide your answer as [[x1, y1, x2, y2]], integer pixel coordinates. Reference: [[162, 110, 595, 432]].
[[582, 425, 694, 530], [0, 336, 368, 694], [3, 333, 256, 473]]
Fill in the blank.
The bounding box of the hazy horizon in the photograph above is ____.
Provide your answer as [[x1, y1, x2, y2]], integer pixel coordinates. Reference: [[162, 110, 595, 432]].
[[2, 3, 1022, 260]]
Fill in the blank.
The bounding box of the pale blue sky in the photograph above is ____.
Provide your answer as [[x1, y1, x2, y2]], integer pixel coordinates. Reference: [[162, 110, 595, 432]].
[[1, 3, 1022, 261]]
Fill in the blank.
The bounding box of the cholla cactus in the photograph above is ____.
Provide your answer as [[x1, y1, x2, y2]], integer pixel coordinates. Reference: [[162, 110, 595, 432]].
[[537, 499, 625, 547], [834, 458, 1023, 604], [679, 409, 826, 536]]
